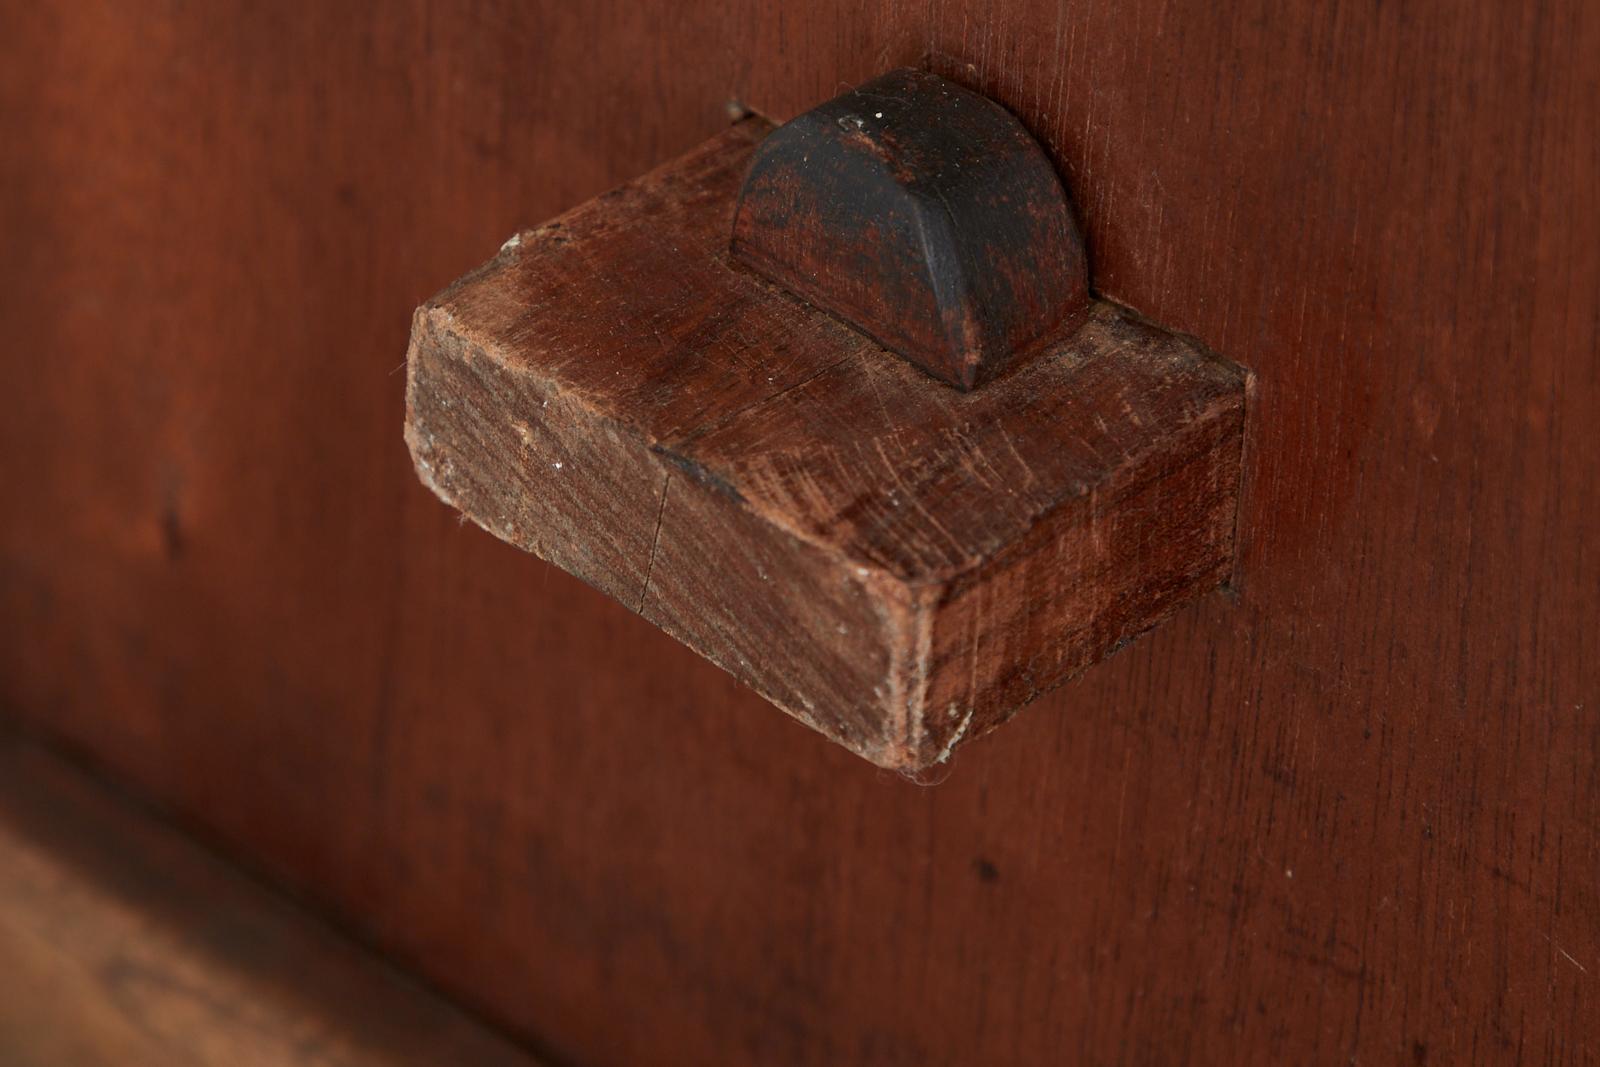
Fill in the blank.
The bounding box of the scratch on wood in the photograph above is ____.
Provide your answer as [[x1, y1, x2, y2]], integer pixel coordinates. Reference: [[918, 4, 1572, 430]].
[[638, 471, 671, 612], [934, 704, 975, 764]]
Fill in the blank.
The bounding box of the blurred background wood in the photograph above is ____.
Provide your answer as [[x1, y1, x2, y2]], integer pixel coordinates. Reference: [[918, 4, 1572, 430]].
[[0, 727, 544, 1067], [0, 1, 1595, 1064]]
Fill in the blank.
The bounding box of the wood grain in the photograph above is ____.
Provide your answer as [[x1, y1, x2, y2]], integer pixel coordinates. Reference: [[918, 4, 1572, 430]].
[[406, 117, 1244, 769], [2, 1, 1597, 1064], [0, 728, 544, 1067]]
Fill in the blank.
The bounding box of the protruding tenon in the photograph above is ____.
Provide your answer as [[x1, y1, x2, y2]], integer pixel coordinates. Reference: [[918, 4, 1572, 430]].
[[731, 68, 1090, 391]]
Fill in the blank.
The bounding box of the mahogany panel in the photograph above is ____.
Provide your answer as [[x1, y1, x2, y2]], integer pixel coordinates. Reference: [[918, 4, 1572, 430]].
[[1, 2, 1596, 1065]]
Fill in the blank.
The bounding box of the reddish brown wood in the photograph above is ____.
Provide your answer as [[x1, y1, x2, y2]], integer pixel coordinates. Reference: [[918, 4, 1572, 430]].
[[2, 3, 1598, 1066], [731, 68, 1090, 390], [406, 117, 1243, 770], [0, 728, 545, 1067]]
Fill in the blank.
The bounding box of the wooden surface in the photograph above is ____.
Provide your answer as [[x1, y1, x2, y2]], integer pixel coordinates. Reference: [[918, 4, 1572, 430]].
[[407, 117, 1244, 770], [1, 1, 1597, 1064], [0, 728, 544, 1067]]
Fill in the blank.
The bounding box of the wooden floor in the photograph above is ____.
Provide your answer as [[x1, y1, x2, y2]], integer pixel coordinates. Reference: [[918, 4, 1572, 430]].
[[0, 729, 545, 1067]]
